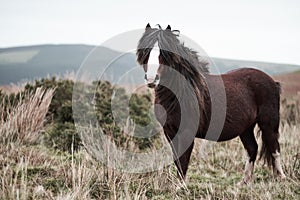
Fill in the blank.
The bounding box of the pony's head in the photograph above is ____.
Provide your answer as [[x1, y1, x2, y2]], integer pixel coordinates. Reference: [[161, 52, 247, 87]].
[[136, 23, 183, 88], [136, 23, 209, 88]]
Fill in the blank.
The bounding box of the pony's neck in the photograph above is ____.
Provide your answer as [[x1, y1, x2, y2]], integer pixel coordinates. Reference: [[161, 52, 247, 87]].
[[155, 63, 211, 135]]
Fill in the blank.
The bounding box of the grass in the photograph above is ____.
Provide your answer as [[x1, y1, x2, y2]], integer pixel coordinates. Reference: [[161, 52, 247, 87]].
[[0, 88, 299, 199], [0, 87, 55, 145]]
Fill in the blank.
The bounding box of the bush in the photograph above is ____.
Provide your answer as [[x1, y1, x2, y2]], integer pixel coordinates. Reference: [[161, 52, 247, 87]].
[[16, 77, 158, 152], [21, 78, 76, 152], [44, 122, 80, 152]]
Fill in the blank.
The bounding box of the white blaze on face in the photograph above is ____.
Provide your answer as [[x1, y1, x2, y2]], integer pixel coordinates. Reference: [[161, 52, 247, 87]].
[[146, 42, 160, 85]]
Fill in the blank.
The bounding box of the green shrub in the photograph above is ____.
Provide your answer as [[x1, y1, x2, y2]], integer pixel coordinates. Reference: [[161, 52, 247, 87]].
[[45, 122, 80, 152], [16, 77, 159, 152]]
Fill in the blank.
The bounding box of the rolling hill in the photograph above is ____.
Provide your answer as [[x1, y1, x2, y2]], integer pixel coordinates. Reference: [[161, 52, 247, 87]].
[[274, 70, 300, 98], [0, 44, 300, 85], [0, 44, 136, 85]]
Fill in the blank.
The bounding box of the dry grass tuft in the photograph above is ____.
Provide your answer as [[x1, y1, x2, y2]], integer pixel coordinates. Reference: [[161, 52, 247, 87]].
[[0, 87, 55, 145]]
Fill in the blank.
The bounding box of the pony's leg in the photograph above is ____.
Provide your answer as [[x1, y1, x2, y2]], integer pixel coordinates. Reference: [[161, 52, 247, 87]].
[[272, 150, 286, 179], [260, 128, 286, 179], [258, 109, 286, 179], [239, 125, 258, 185], [173, 141, 194, 180]]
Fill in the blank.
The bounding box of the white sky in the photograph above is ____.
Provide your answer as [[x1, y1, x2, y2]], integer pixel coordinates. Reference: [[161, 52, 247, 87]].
[[1, 0, 300, 65]]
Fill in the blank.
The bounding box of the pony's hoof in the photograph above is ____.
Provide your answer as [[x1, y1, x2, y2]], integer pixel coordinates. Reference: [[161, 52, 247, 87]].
[[273, 170, 286, 180], [276, 174, 286, 180]]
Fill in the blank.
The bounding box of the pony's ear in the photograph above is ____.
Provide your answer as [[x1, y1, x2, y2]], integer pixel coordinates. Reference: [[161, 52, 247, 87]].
[[166, 25, 171, 30], [146, 23, 151, 30]]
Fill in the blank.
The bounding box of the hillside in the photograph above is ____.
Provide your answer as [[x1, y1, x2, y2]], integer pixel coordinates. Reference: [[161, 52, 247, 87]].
[[274, 70, 300, 98], [0, 44, 300, 85], [0, 44, 136, 85], [211, 57, 300, 75]]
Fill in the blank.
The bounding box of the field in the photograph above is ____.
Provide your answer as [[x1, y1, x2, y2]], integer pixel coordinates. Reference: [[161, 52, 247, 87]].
[[0, 74, 299, 200]]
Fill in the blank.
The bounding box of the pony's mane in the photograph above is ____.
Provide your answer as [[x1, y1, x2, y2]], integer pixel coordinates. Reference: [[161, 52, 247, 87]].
[[136, 25, 210, 74], [137, 25, 211, 127]]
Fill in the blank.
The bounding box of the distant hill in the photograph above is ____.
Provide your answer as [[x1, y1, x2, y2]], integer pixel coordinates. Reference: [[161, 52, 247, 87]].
[[210, 57, 300, 75], [0, 44, 136, 85], [0, 44, 300, 85], [274, 70, 300, 98]]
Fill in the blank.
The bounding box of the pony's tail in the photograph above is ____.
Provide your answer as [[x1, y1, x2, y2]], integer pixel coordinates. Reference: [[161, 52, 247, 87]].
[[258, 81, 281, 166], [276, 82, 282, 94]]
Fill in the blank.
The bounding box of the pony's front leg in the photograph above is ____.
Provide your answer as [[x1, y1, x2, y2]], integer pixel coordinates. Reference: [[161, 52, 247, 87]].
[[172, 141, 194, 181]]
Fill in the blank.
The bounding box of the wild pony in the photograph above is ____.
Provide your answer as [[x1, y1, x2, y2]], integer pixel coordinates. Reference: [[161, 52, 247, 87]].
[[136, 23, 286, 184]]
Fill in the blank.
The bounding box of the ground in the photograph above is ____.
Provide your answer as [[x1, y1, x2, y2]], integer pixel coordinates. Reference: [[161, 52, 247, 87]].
[[0, 71, 299, 199]]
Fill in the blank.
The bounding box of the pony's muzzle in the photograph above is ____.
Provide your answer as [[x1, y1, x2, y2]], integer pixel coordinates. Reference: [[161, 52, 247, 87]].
[[145, 74, 159, 88], [147, 82, 156, 88]]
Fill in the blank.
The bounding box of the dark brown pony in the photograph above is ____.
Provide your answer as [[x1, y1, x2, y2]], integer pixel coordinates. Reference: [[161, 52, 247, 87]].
[[136, 23, 286, 184]]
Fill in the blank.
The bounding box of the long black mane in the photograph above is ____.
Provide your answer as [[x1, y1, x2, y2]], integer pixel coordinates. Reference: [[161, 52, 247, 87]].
[[136, 25, 211, 111], [136, 25, 210, 80], [136, 25, 212, 138]]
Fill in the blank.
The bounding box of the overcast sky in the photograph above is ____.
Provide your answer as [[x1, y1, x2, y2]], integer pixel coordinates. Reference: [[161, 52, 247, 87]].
[[1, 0, 300, 64]]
